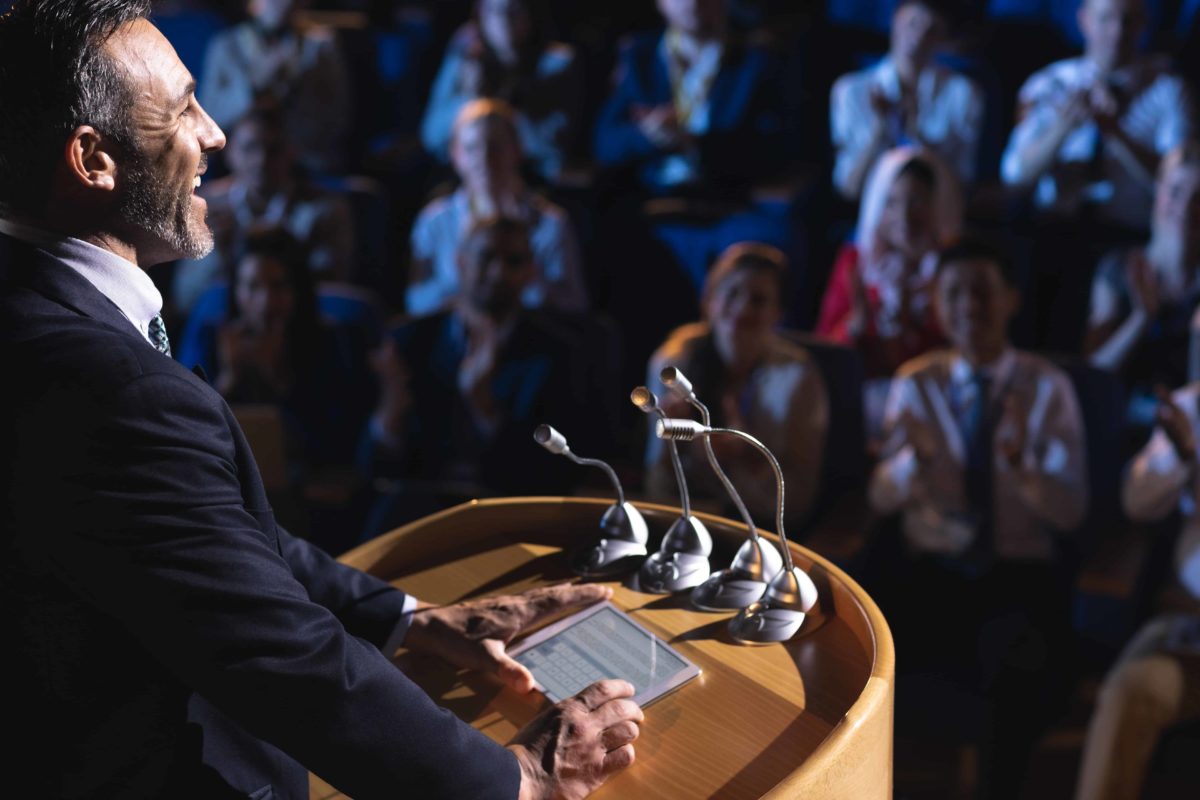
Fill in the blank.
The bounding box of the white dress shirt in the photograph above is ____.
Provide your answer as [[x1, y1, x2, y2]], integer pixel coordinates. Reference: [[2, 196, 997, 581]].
[[831, 56, 984, 192], [870, 348, 1089, 560], [1001, 56, 1194, 230], [0, 217, 423, 641], [646, 324, 829, 523], [1122, 383, 1200, 599], [0, 217, 162, 344]]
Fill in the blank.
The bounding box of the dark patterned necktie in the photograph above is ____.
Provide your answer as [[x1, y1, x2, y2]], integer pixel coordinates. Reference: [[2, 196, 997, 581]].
[[148, 313, 172, 358]]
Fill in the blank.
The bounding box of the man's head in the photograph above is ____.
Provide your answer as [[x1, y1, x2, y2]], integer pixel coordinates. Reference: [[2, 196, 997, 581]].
[[890, 0, 951, 67], [656, 0, 726, 39], [1152, 141, 1200, 250], [934, 236, 1020, 364], [702, 242, 786, 366], [476, 0, 543, 60], [248, 0, 302, 34], [0, 0, 225, 265], [450, 99, 523, 193], [1078, 0, 1144, 74], [229, 226, 316, 334], [456, 217, 535, 318], [227, 106, 293, 196]]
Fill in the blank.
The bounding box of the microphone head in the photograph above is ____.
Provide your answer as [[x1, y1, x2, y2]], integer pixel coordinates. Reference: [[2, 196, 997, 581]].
[[655, 418, 707, 441], [533, 424, 570, 455], [630, 386, 658, 414], [659, 366, 695, 399]]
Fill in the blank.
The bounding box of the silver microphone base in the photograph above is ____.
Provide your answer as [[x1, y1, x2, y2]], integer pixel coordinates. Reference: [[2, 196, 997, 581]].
[[629, 550, 711, 594], [728, 601, 806, 644], [689, 569, 768, 611], [570, 537, 647, 578]]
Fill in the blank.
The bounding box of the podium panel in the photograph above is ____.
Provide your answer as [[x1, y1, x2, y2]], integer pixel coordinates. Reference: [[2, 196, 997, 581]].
[[316, 497, 894, 800]]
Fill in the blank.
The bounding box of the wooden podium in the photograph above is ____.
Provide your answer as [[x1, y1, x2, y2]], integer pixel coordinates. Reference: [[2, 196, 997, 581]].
[[316, 497, 894, 800]]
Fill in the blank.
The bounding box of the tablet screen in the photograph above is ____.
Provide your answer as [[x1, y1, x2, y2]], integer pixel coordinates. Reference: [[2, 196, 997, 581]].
[[510, 602, 699, 705]]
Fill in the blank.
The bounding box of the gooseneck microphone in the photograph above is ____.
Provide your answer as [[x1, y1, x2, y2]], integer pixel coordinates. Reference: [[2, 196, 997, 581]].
[[659, 367, 784, 610], [533, 424, 648, 577], [657, 418, 819, 643], [628, 387, 712, 593]]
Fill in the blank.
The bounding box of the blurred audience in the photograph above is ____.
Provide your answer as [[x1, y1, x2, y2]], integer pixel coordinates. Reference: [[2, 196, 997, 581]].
[[366, 217, 583, 519], [593, 0, 791, 197], [816, 147, 960, 432], [1000, 0, 1195, 232], [173, 106, 355, 314], [1074, 382, 1200, 800], [830, 0, 984, 200], [208, 227, 374, 471], [645, 243, 828, 524], [200, 0, 351, 174], [420, 0, 583, 181], [868, 236, 1089, 798], [1086, 142, 1200, 414], [407, 99, 586, 316]]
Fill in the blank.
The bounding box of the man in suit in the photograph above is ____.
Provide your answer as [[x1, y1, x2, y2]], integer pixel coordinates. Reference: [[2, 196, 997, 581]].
[[0, 2, 641, 798]]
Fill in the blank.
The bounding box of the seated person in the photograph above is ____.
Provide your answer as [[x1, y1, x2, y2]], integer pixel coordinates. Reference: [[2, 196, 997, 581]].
[[645, 243, 829, 525], [200, 0, 351, 173], [816, 147, 960, 432], [420, 0, 583, 181], [1075, 383, 1200, 800], [173, 105, 355, 313], [1000, 0, 1195, 232], [408, 98, 587, 316], [593, 0, 790, 198], [368, 217, 584, 506], [867, 236, 1088, 798], [831, 0, 984, 200], [1086, 142, 1200, 417], [203, 227, 374, 471]]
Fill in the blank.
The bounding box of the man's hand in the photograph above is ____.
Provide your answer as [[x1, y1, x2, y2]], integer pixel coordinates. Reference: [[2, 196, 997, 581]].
[[1156, 386, 1196, 463], [509, 679, 643, 800], [404, 584, 613, 693], [997, 394, 1029, 468], [1126, 250, 1161, 319]]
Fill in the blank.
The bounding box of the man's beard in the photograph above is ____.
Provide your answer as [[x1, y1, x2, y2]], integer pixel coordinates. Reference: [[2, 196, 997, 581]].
[[117, 148, 213, 261]]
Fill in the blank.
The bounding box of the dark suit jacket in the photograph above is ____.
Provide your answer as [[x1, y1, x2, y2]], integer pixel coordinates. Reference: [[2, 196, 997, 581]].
[[0, 232, 519, 799], [593, 31, 793, 195]]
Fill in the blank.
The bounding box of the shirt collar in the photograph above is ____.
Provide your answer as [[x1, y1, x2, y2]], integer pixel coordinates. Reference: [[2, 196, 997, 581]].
[[0, 217, 163, 341], [950, 347, 1017, 390]]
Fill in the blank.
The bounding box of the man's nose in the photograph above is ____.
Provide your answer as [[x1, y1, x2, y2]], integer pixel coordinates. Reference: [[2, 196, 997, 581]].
[[196, 101, 227, 153]]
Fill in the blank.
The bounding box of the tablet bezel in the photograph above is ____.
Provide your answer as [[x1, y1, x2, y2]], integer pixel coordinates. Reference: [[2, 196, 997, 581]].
[[508, 600, 701, 707]]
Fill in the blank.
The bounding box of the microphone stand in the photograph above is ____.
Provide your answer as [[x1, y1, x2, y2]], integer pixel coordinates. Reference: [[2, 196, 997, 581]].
[[656, 418, 818, 643], [659, 367, 784, 610], [533, 424, 648, 577], [628, 387, 712, 593]]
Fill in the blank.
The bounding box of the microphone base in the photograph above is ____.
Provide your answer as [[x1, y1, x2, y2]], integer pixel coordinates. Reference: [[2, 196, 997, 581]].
[[728, 601, 806, 644], [689, 569, 768, 611], [569, 538, 647, 578], [629, 551, 711, 594]]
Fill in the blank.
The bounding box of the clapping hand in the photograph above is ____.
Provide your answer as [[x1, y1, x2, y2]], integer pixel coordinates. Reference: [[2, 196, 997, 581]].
[[1126, 251, 1161, 319], [996, 394, 1029, 468], [1155, 386, 1196, 463]]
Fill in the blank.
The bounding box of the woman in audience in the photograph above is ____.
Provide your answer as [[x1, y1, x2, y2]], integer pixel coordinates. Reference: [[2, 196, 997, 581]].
[[1085, 142, 1200, 421], [420, 0, 582, 181], [213, 227, 373, 471], [408, 98, 587, 316], [645, 243, 828, 525], [816, 146, 961, 434]]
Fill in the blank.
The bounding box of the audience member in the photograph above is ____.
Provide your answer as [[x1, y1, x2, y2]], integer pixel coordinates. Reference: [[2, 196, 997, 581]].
[[867, 236, 1088, 799], [1085, 142, 1200, 415], [816, 147, 960, 433], [420, 0, 583, 181], [367, 217, 583, 523], [830, 0, 984, 200], [645, 243, 828, 524], [174, 106, 355, 313], [207, 227, 373, 470], [593, 0, 791, 197], [407, 99, 587, 316], [1075, 383, 1200, 800], [200, 0, 351, 174], [1000, 0, 1195, 232]]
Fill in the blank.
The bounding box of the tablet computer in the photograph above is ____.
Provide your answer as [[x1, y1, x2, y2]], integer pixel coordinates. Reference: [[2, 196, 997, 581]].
[[508, 601, 700, 707]]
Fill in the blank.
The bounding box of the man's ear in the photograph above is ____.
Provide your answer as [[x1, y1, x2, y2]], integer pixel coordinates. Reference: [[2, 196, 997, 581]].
[[63, 125, 119, 193]]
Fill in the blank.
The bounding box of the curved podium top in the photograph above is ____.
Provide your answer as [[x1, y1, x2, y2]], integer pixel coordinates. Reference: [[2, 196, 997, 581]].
[[330, 497, 894, 800]]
